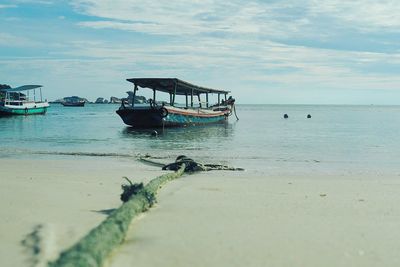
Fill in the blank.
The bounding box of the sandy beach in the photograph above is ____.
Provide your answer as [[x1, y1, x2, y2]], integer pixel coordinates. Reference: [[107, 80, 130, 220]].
[[1, 156, 400, 267], [0, 156, 162, 267], [106, 171, 400, 267]]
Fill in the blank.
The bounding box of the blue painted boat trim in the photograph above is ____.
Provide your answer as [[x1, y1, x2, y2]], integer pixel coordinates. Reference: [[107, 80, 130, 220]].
[[164, 113, 226, 125]]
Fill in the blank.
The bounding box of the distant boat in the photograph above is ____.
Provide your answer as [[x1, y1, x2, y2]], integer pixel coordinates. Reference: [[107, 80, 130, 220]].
[[61, 96, 85, 107], [62, 102, 85, 107], [0, 85, 49, 116], [116, 78, 236, 128]]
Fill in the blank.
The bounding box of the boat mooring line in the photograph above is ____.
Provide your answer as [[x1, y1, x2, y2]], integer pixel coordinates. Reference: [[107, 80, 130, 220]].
[[47, 156, 243, 267], [139, 155, 245, 171], [48, 163, 186, 267], [233, 104, 239, 120]]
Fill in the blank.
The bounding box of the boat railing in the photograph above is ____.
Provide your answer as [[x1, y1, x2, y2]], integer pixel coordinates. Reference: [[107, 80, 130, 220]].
[[4, 100, 39, 105], [5, 100, 23, 106], [125, 96, 228, 111]]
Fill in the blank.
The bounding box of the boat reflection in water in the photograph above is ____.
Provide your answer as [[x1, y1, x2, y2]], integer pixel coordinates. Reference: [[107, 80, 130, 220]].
[[121, 122, 235, 151]]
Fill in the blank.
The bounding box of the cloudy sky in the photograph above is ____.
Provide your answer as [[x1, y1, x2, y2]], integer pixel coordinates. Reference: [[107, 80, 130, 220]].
[[1, 0, 400, 104]]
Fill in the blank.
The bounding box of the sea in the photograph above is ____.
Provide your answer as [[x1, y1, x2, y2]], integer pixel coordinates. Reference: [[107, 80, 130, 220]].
[[1, 104, 400, 176]]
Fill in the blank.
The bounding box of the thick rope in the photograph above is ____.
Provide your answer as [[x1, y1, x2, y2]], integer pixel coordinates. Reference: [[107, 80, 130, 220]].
[[140, 155, 244, 171], [48, 155, 243, 267], [48, 164, 186, 267], [233, 104, 239, 120]]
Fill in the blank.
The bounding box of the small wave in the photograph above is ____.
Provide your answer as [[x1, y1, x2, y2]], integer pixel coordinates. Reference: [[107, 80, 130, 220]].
[[34, 151, 136, 158]]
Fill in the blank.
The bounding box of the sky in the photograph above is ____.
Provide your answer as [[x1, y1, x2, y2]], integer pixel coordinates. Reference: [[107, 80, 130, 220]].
[[1, 0, 400, 104]]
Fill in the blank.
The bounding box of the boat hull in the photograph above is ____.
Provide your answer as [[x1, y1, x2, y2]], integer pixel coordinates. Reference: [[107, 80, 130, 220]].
[[62, 102, 85, 107], [0, 103, 49, 116], [116, 106, 229, 128]]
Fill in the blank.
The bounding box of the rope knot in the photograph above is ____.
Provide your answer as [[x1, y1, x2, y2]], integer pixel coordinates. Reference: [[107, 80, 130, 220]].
[[162, 155, 206, 172], [120, 178, 155, 204]]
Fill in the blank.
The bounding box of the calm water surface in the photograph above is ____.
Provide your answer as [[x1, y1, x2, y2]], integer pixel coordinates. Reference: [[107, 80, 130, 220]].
[[1, 104, 400, 176]]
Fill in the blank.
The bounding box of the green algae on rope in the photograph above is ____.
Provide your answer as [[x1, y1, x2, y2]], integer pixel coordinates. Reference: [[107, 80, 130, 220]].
[[48, 164, 186, 267], [48, 155, 243, 267], [140, 154, 245, 172]]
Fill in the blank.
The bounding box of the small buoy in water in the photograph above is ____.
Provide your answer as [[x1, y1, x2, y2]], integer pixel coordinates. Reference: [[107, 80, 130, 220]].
[[283, 114, 289, 119], [151, 130, 158, 137], [307, 114, 312, 118]]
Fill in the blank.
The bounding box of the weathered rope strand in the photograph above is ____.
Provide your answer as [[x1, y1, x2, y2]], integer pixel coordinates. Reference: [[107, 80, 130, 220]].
[[48, 155, 243, 267], [48, 164, 186, 267]]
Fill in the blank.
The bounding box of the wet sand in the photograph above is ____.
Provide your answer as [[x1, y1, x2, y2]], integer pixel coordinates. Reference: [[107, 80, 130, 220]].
[[1, 158, 400, 267]]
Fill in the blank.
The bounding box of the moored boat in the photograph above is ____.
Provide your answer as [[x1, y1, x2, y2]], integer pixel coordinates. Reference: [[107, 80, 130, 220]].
[[0, 85, 49, 116], [116, 78, 236, 128], [62, 102, 85, 107], [61, 96, 85, 107]]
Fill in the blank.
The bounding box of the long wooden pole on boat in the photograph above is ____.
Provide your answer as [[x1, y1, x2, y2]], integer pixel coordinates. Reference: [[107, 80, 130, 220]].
[[172, 81, 177, 105], [197, 94, 201, 108], [191, 89, 193, 107], [132, 84, 138, 108]]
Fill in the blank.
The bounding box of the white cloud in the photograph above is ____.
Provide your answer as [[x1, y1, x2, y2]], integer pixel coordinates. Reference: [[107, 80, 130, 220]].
[[72, 1, 299, 37], [0, 32, 27, 46], [2, 0, 400, 103], [0, 33, 42, 46], [2, 39, 400, 103], [71, 0, 400, 37], [15, 0, 54, 4], [52, 36, 400, 93], [309, 0, 400, 31], [0, 4, 17, 8]]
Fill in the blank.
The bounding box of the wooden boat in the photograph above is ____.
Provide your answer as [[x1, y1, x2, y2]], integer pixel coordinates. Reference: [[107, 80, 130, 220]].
[[116, 78, 236, 128], [0, 85, 49, 116], [61, 96, 85, 107], [62, 101, 85, 107]]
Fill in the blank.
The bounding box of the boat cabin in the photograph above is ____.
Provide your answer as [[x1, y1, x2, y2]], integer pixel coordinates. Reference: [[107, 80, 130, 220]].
[[117, 78, 235, 128], [0, 85, 49, 116], [1, 85, 45, 105], [126, 78, 230, 109]]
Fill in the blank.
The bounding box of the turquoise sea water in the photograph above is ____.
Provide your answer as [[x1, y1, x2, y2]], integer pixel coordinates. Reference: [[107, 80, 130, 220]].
[[1, 104, 400, 176]]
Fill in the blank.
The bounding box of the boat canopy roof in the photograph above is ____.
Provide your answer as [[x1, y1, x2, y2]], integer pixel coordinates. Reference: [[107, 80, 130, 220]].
[[0, 85, 42, 92], [126, 78, 229, 95]]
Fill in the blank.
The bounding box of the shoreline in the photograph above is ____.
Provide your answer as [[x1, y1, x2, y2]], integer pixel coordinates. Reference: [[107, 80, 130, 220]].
[[1, 157, 400, 266]]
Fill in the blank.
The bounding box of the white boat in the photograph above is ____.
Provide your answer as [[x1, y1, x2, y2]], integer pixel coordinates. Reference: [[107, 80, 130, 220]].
[[0, 85, 49, 116]]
